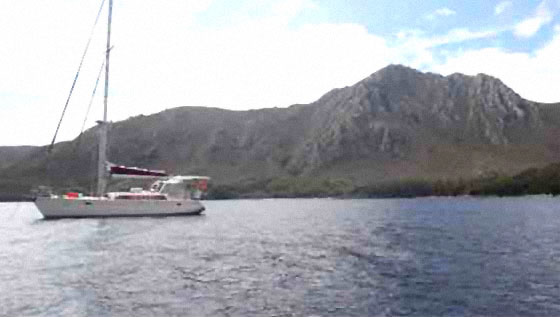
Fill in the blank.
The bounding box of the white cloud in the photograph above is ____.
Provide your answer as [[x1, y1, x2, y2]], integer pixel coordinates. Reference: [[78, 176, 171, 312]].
[[224, 0, 318, 27], [514, 1, 553, 37], [0, 0, 390, 145], [432, 26, 560, 103], [1, 0, 559, 146], [271, 0, 318, 22], [495, 1, 512, 15], [430, 28, 499, 46], [435, 8, 456, 16], [393, 27, 500, 68], [426, 7, 456, 20]]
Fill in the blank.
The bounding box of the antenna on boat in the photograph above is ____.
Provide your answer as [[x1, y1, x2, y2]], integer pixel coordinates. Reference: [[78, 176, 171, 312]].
[[96, 0, 113, 196]]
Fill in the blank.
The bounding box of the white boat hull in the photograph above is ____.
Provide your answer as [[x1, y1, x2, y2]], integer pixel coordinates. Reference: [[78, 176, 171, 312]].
[[34, 197, 205, 219]]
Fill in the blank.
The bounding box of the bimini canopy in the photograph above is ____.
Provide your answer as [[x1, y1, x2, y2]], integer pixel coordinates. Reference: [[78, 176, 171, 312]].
[[109, 163, 168, 179]]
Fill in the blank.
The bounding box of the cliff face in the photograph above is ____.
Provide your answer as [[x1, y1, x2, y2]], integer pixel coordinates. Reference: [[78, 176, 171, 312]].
[[2, 65, 560, 192], [285, 65, 547, 177]]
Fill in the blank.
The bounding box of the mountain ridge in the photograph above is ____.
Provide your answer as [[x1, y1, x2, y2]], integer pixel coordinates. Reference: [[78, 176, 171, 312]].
[[2, 64, 560, 196]]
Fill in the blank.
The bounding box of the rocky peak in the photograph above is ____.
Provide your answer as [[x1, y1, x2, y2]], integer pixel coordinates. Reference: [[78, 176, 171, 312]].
[[363, 64, 430, 88], [284, 66, 547, 173]]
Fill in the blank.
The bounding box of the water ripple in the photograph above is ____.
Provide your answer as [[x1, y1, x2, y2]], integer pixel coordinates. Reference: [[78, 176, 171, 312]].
[[2, 197, 560, 316]]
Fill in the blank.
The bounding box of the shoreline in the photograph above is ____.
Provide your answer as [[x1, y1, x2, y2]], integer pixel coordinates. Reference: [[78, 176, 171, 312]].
[[2, 193, 557, 203]]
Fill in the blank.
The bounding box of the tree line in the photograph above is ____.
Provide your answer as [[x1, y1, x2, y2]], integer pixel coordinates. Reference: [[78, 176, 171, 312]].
[[206, 162, 560, 199], [3, 162, 560, 201]]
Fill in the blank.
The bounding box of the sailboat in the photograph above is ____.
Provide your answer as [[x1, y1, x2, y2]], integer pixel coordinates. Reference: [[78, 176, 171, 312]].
[[34, 0, 209, 219]]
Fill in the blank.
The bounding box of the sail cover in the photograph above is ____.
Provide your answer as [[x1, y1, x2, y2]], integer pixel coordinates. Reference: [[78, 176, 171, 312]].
[[109, 165, 168, 178]]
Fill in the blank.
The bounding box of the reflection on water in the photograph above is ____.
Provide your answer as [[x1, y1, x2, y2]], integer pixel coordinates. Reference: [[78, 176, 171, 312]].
[[2, 197, 560, 316]]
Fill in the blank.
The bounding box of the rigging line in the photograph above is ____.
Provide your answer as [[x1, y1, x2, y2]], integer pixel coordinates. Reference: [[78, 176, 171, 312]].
[[48, 0, 107, 153], [80, 59, 105, 135]]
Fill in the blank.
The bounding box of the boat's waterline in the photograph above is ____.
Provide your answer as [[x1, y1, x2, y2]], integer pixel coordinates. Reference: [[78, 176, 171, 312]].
[[34, 197, 205, 219]]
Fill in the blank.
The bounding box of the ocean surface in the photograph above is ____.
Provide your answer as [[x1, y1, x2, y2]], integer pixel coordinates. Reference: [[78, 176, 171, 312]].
[[2, 197, 560, 316]]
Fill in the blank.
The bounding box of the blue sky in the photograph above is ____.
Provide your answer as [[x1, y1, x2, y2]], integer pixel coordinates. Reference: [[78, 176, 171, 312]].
[[1, 0, 559, 145], [197, 0, 558, 54]]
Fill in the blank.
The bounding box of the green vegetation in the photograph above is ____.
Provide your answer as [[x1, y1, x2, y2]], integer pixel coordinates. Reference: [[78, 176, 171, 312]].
[[206, 177, 353, 199], [470, 163, 560, 196], [206, 163, 560, 199], [207, 177, 467, 199], [4, 162, 560, 201]]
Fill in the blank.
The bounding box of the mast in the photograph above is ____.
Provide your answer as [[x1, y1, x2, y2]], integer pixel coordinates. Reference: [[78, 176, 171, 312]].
[[97, 0, 113, 196]]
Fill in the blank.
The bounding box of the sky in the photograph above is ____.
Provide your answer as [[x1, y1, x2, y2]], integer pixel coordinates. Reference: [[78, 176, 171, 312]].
[[1, 0, 560, 146]]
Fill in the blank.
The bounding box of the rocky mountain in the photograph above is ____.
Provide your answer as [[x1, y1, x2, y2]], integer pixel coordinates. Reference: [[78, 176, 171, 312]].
[[2, 64, 560, 196]]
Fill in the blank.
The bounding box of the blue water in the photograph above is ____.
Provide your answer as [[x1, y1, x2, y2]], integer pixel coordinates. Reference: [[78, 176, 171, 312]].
[[2, 197, 560, 316]]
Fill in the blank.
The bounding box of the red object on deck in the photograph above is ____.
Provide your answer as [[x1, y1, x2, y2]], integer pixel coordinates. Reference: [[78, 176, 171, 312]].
[[197, 179, 208, 191], [66, 192, 79, 199]]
